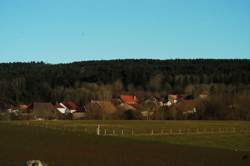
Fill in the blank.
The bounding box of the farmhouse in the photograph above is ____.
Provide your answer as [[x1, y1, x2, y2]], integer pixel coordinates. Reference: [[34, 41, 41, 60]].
[[175, 99, 197, 116], [63, 101, 78, 113], [55, 103, 70, 114]]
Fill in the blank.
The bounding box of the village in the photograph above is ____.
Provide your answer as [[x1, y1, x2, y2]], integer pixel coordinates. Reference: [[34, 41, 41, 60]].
[[0, 92, 208, 121]]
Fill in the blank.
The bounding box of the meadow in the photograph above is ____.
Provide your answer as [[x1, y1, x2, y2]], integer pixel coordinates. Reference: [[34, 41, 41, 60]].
[[0, 120, 250, 166]]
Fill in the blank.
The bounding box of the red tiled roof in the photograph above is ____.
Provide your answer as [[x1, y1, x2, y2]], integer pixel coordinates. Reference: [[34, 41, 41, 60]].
[[120, 95, 137, 105]]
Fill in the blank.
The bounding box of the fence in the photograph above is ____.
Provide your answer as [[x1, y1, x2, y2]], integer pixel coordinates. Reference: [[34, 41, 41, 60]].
[[97, 127, 250, 136], [20, 122, 250, 137]]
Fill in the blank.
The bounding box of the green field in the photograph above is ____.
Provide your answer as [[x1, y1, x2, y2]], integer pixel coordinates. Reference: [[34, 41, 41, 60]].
[[0, 120, 250, 166]]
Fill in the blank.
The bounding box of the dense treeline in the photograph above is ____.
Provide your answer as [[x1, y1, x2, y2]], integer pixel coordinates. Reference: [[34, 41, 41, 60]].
[[0, 59, 250, 105]]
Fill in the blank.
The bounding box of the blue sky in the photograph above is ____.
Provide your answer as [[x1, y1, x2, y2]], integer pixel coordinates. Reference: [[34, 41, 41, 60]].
[[0, 0, 250, 63]]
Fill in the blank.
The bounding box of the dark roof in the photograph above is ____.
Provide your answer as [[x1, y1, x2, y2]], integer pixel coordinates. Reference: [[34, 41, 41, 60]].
[[63, 101, 78, 110], [32, 102, 58, 119]]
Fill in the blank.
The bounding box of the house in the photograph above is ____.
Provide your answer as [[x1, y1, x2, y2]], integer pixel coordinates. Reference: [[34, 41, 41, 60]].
[[18, 104, 30, 113], [157, 96, 170, 107], [168, 94, 178, 105], [55, 103, 70, 114], [72, 106, 87, 120], [175, 99, 197, 116], [63, 101, 78, 113], [55, 102, 85, 119], [7, 108, 19, 114], [31, 102, 58, 120], [120, 95, 138, 105], [19, 104, 29, 110], [167, 94, 186, 106], [140, 97, 162, 120], [182, 108, 197, 115], [5, 104, 29, 114], [113, 97, 137, 111], [168, 94, 178, 100]]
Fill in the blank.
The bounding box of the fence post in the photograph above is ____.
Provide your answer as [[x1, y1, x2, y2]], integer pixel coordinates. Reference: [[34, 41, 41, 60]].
[[97, 124, 100, 136], [113, 129, 115, 135], [104, 129, 107, 135], [121, 129, 124, 135], [151, 129, 154, 135], [131, 129, 134, 136]]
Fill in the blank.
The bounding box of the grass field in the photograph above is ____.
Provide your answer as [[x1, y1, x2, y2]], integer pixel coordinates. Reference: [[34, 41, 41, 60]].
[[0, 120, 250, 166], [11, 120, 250, 151]]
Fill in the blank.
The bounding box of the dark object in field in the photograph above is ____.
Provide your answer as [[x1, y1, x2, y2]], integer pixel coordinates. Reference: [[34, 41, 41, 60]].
[[242, 155, 248, 160], [26, 160, 48, 166]]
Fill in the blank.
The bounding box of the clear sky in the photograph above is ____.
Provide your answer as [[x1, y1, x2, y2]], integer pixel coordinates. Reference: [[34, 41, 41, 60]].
[[0, 0, 250, 63]]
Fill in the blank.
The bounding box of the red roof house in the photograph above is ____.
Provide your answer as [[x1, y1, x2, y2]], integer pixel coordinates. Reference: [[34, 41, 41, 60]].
[[175, 99, 197, 115], [63, 101, 78, 113], [120, 95, 138, 105]]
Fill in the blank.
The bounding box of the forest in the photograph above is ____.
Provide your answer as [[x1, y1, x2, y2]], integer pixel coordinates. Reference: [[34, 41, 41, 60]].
[[0, 59, 250, 104]]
